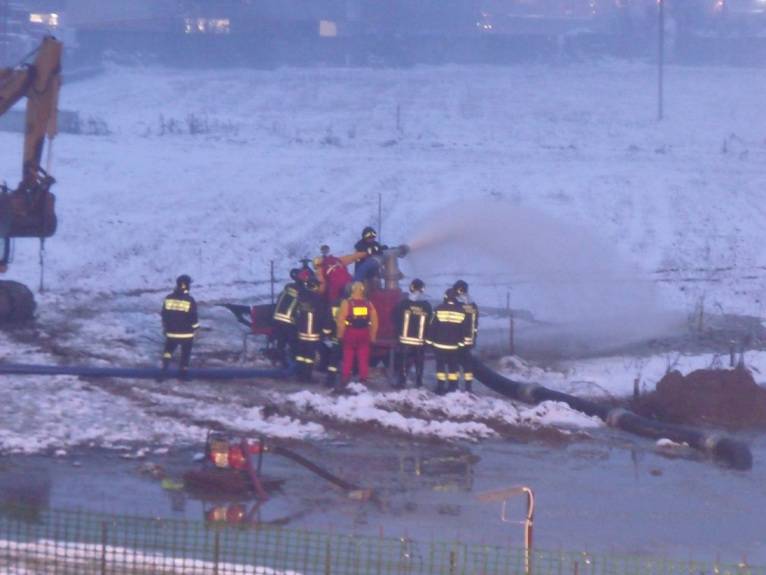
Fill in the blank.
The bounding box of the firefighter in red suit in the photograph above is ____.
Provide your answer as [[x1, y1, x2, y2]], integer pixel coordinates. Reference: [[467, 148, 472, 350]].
[[335, 281, 378, 391], [313, 244, 363, 304]]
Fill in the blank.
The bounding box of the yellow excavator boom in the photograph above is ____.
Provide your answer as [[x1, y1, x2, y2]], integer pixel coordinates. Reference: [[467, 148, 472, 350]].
[[0, 36, 62, 322]]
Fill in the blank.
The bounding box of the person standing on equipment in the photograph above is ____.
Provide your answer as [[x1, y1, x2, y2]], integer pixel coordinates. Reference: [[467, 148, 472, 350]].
[[161, 274, 199, 380], [453, 279, 479, 393], [336, 281, 378, 391], [392, 278, 431, 389], [427, 288, 466, 394], [313, 244, 362, 304], [353, 226, 387, 284]]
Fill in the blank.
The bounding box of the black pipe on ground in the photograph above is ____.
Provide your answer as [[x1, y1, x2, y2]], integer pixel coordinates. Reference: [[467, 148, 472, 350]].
[[472, 356, 753, 471], [0, 362, 293, 381]]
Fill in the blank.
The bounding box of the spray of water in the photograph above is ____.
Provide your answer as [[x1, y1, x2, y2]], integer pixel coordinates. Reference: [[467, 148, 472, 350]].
[[406, 200, 683, 356]]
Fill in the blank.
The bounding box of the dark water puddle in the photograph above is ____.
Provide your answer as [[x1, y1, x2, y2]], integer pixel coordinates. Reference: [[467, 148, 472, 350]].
[[1, 431, 764, 565]]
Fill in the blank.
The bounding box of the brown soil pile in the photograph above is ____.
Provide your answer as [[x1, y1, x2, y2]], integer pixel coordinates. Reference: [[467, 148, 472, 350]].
[[632, 367, 766, 429]]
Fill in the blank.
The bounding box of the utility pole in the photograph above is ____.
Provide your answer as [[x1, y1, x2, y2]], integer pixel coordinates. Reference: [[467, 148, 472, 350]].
[[657, 0, 665, 121], [0, 0, 8, 66]]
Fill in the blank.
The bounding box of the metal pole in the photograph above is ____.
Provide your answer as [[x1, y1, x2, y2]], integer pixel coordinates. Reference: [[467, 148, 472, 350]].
[[0, 0, 7, 66], [377, 192, 382, 244], [657, 0, 665, 121], [270, 260, 275, 304]]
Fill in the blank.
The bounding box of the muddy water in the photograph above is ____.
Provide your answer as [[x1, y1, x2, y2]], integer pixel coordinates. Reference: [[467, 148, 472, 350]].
[[2, 429, 764, 565]]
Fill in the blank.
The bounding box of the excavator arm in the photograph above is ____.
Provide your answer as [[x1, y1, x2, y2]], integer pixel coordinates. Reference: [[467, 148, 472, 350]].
[[0, 37, 61, 263], [0, 36, 62, 321]]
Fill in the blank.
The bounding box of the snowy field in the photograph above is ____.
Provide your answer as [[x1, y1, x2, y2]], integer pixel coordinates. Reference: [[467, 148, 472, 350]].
[[0, 60, 765, 458]]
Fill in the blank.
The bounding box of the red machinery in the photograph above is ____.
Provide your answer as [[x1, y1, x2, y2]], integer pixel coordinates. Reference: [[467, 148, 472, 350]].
[[183, 431, 372, 502], [225, 246, 409, 366]]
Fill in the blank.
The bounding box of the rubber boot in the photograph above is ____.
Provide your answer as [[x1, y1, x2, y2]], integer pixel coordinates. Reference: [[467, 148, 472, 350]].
[[465, 381, 473, 394], [325, 371, 337, 388], [435, 381, 446, 395]]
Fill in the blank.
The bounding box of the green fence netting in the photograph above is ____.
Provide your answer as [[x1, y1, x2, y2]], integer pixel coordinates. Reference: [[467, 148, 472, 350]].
[[0, 505, 761, 575]]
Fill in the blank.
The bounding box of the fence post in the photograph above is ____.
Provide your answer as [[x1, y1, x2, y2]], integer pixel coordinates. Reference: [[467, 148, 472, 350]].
[[449, 550, 457, 575], [213, 529, 221, 575], [100, 521, 108, 575], [325, 539, 332, 575]]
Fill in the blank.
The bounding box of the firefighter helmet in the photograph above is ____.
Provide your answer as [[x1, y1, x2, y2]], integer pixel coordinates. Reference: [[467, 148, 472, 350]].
[[409, 278, 425, 293], [289, 268, 301, 281], [176, 274, 192, 289], [306, 277, 321, 291], [443, 288, 457, 302], [362, 226, 377, 240], [453, 279, 468, 295]]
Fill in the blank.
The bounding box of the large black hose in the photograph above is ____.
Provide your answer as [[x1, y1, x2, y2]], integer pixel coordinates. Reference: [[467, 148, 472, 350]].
[[472, 356, 753, 471], [270, 445, 361, 492], [0, 362, 294, 380]]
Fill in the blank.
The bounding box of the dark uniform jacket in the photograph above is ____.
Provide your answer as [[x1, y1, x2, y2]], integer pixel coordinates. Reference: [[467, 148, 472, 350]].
[[162, 289, 199, 338], [273, 282, 300, 326], [295, 289, 324, 343], [461, 301, 479, 348], [427, 301, 466, 351], [322, 302, 341, 341], [393, 298, 432, 346], [354, 237, 386, 257], [353, 238, 387, 275]]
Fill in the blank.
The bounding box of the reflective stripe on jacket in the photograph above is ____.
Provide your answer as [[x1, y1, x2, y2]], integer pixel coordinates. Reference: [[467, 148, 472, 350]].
[[162, 289, 199, 338]]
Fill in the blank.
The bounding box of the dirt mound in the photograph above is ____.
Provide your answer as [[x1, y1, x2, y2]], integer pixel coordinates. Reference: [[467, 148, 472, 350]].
[[633, 367, 766, 429]]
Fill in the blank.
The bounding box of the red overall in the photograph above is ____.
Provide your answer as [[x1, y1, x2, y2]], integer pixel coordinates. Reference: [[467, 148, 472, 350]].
[[341, 299, 371, 383], [321, 256, 353, 303]]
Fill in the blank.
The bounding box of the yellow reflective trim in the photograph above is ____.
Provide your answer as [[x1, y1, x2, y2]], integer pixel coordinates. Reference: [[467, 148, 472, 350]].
[[436, 310, 465, 323], [399, 337, 424, 346], [352, 306, 369, 317], [464, 373, 474, 381], [166, 332, 194, 339], [436, 372, 447, 381], [164, 299, 191, 312], [431, 342, 460, 350], [447, 373, 459, 381]]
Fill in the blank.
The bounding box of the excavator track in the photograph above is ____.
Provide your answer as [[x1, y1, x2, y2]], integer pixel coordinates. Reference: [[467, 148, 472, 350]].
[[0, 280, 36, 322]]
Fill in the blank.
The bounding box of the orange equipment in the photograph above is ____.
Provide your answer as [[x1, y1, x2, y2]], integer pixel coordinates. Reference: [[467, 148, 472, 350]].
[[0, 36, 62, 322]]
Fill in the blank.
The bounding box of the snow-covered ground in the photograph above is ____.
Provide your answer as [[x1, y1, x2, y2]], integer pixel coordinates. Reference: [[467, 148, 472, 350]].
[[0, 60, 765, 455]]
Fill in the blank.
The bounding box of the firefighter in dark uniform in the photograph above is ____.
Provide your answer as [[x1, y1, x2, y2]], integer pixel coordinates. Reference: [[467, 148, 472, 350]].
[[271, 268, 302, 367], [294, 277, 324, 382], [161, 274, 199, 379], [320, 297, 343, 388], [454, 279, 479, 393], [353, 226, 388, 284], [427, 288, 466, 394], [392, 278, 432, 389]]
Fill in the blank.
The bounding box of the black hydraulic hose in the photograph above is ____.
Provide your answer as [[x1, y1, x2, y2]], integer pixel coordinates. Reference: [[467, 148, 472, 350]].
[[0, 362, 294, 380], [270, 445, 361, 492], [472, 355, 753, 471]]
